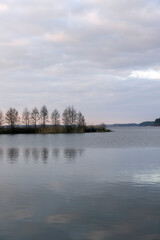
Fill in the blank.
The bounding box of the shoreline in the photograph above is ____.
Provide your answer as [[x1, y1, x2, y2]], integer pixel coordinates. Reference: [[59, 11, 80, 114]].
[[0, 126, 112, 135]]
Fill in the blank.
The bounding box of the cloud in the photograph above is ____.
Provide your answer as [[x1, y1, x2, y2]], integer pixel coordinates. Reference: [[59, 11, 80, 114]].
[[0, 3, 8, 12], [130, 69, 160, 80], [0, 39, 29, 47], [0, 0, 160, 122], [44, 32, 73, 44], [80, 11, 104, 26]]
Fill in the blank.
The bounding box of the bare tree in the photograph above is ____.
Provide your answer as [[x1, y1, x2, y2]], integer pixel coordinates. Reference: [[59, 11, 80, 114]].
[[77, 111, 86, 127], [62, 106, 77, 126], [5, 108, 19, 128], [31, 107, 40, 128], [70, 106, 77, 126], [62, 107, 70, 126], [22, 108, 30, 127], [62, 106, 77, 133], [51, 109, 60, 126], [40, 105, 48, 127], [62, 107, 71, 126], [0, 111, 4, 127]]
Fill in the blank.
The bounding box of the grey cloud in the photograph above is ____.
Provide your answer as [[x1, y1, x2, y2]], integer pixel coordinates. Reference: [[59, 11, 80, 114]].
[[0, 0, 160, 122]]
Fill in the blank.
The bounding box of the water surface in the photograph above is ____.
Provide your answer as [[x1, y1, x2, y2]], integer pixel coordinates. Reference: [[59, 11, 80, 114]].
[[0, 127, 160, 239]]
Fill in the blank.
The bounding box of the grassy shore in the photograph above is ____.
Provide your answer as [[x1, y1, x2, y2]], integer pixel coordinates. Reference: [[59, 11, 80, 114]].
[[0, 125, 111, 134]]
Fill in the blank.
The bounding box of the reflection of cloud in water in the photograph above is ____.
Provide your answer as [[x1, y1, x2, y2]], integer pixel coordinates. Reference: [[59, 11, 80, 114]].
[[133, 171, 160, 184], [0, 208, 33, 225], [7, 148, 19, 163], [47, 214, 76, 224], [87, 222, 136, 240], [0, 172, 160, 239], [64, 149, 84, 161]]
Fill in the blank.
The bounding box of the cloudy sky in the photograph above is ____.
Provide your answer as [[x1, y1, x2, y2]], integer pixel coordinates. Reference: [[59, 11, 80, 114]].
[[0, 0, 160, 123]]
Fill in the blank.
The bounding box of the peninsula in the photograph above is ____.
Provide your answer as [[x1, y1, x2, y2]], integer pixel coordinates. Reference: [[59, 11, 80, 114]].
[[0, 106, 111, 134]]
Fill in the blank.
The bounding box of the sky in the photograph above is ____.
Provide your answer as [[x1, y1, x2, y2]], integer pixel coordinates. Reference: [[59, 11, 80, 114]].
[[0, 0, 160, 124]]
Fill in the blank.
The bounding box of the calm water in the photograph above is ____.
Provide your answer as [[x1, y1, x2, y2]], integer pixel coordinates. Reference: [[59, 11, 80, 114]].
[[0, 127, 160, 239]]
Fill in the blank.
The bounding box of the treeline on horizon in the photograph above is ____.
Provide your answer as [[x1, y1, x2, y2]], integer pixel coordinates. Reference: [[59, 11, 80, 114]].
[[0, 106, 107, 134]]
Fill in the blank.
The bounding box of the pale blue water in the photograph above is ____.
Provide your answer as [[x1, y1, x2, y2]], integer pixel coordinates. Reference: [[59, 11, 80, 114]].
[[0, 127, 160, 239]]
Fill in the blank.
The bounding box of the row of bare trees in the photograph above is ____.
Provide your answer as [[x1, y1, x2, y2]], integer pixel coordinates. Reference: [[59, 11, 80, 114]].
[[0, 106, 86, 129]]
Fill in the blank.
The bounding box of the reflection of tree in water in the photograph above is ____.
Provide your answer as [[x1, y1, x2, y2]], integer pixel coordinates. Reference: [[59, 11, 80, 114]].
[[24, 148, 49, 163], [78, 149, 84, 157], [52, 148, 60, 159], [32, 148, 40, 161], [0, 148, 3, 158], [7, 148, 19, 163], [23, 148, 30, 161], [3, 147, 84, 163], [41, 148, 49, 163], [64, 149, 84, 162]]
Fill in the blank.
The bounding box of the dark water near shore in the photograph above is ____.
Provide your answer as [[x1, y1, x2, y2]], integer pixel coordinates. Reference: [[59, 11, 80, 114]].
[[0, 127, 160, 239]]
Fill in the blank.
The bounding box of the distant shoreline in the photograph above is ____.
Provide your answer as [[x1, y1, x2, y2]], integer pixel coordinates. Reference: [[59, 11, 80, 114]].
[[0, 126, 112, 135]]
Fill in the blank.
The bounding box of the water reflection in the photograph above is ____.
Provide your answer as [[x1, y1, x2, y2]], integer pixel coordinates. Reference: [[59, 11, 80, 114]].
[[0, 147, 85, 164], [23, 148, 30, 162], [52, 148, 60, 159], [0, 133, 160, 239], [41, 148, 49, 163], [7, 148, 19, 163], [0, 148, 3, 158], [64, 149, 84, 162], [0, 180, 160, 240], [32, 148, 40, 162]]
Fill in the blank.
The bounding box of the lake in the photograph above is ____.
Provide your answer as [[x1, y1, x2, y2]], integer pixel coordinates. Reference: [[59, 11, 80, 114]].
[[0, 127, 160, 240]]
